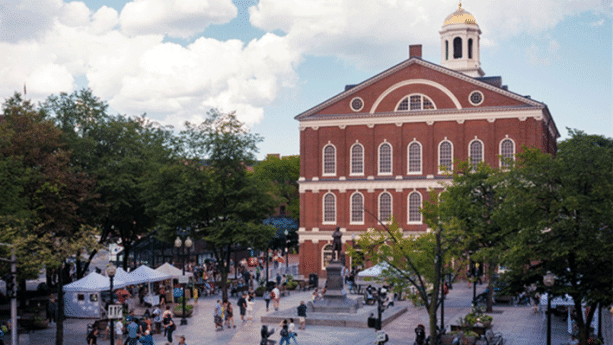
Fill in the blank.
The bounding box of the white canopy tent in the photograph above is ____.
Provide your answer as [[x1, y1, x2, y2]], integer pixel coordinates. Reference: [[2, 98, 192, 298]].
[[357, 263, 390, 278], [114, 267, 139, 285], [64, 272, 127, 318], [129, 265, 172, 306], [540, 293, 598, 334], [155, 262, 193, 279]]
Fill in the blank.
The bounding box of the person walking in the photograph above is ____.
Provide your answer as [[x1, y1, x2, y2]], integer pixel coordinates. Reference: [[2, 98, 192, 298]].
[[226, 301, 236, 328], [288, 318, 298, 344], [272, 285, 281, 311], [152, 305, 162, 334], [237, 293, 247, 322], [126, 317, 139, 345], [246, 296, 254, 320], [214, 300, 224, 331], [112, 319, 124, 345], [278, 319, 290, 345], [163, 315, 176, 344], [263, 289, 271, 312], [297, 301, 307, 330], [178, 336, 187, 345]]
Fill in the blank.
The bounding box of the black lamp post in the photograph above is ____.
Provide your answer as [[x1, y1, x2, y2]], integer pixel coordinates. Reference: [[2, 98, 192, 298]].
[[106, 264, 117, 345], [175, 232, 193, 326], [543, 271, 555, 345], [284, 230, 289, 272]]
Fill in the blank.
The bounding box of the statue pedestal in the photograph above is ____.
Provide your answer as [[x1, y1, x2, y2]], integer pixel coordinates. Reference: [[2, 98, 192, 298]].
[[309, 260, 361, 313]]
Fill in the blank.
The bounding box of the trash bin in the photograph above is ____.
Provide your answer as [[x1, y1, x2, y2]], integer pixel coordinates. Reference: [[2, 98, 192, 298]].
[[309, 273, 318, 289]]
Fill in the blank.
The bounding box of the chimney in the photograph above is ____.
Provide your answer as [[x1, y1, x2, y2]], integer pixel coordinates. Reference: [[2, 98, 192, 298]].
[[409, 44, 422, 58]]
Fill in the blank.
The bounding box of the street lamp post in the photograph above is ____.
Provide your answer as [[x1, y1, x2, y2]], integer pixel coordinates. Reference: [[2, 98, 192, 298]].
[[284, 230, 289, 272], [543, 271, 555, 345], [106, 264, 117, 345], [175, 232, 193, 326]]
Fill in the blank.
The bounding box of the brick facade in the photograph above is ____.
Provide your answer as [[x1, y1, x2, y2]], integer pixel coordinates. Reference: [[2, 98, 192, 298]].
[[295, 10, 559, 278]]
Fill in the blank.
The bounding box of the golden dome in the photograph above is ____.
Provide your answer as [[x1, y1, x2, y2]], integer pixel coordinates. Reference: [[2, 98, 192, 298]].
[[443, 3, 478, 26]]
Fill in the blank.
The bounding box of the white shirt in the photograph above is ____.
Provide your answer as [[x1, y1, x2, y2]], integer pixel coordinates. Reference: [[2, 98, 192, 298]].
[[288, 323, 295, 333], [114, 320, 123, 336], [272, 287, 280, 299], [152, 308, 161, 323]]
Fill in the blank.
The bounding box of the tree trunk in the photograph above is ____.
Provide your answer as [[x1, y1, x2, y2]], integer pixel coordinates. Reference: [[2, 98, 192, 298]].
[[56, 264, 64, 345], [486, 261, 495, 312]]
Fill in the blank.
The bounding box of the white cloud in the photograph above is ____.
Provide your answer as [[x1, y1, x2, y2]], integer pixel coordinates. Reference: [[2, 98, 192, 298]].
[[119, 0, 237, 38], [0, 0, 63, 42], [249, 0, 606, 69]]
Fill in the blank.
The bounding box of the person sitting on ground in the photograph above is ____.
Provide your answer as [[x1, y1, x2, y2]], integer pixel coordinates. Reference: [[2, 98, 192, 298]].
[[87, 328, 99, 345]]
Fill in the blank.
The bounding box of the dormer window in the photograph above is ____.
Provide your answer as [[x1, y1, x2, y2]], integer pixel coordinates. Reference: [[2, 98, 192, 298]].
[[396, 94, 436, 111]]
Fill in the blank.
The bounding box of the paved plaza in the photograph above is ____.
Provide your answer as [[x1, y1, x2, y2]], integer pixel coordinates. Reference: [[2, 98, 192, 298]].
[[6, 281, 596, 345]]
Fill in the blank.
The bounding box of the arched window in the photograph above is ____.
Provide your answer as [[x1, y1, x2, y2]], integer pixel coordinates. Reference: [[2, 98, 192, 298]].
[[445, 40, 449, 60], [468, 38, 473, 59], [350, 143, 364, 175], [323, 144, 336, 175], [378, 143, 392, 175], [408, 192, 422, 224], [408, 141, 422, 174], [350, 192, 364, 224], [469, 140, 483, 170], [379, 192, 392, 223], [396, 94, 436, 111], [500, 138, 515, 168], [453, 37, 462, 59], [322, 244, 334, 269], [438, 140, 453, 173], [323, 193, 336, 224]]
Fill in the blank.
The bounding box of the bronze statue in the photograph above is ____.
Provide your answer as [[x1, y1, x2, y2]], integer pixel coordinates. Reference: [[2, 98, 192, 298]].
[[331, 226, 342, 260]]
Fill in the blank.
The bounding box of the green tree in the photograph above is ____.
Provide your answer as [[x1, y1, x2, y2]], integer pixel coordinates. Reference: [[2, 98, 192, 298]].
[[349, 208, 460, 342], [1, 93, 100, 345], [435, 160, 509, 312], [499, 130, 613, 345], [150, 110, 276, 300]]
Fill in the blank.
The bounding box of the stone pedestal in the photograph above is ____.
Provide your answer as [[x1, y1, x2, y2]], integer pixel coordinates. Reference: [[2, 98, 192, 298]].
[[309, 260, 361, 313]]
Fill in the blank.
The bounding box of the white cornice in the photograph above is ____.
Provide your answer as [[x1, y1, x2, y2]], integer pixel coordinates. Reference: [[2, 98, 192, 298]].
[[298, 107, 544, 130], [299, 178, 450, 193]]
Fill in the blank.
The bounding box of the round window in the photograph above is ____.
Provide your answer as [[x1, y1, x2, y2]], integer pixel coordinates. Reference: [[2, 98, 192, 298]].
[[350, 97, 364, 112], [469, 91, 484, 106]]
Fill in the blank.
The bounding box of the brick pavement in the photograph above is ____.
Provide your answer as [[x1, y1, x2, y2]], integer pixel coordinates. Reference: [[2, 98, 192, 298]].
[[12, 281, 591, 344]]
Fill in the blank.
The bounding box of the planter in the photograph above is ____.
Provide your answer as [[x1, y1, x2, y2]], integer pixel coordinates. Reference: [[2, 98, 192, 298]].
[[30, 320, 49, 329], [440, 335, 476, 345], [173, 308, 193, 318], [255, 289, 265, 297], [286, 284, 298, 291]]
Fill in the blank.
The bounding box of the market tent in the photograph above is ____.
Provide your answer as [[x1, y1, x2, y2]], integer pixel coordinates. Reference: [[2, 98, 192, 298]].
[[539, 293, 598, 334], [115, 267, 139, 285], [357, 263, 390, 278], [155, 262, 193, 279], [129, 265, 171, 284], [64, 272, 127, 318]]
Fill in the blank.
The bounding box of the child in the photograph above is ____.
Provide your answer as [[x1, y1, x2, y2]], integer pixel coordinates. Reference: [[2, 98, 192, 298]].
[[288, 318, 298, 344]]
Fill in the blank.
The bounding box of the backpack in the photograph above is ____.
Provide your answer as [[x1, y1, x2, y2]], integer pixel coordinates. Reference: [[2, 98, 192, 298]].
[[280, 328, 288, 337]]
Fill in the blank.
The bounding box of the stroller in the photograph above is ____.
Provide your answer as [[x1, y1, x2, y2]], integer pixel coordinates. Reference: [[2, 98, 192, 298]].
[[260, 325, 276, 345]]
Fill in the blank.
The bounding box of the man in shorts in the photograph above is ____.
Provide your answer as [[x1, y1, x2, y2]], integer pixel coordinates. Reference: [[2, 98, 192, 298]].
[[272, 285, 281, 311], [297, 301, 307, 330], [237, 293, 247, 321]]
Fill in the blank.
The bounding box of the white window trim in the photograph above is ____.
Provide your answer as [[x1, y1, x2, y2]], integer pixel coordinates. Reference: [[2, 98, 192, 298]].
[[499, 137, 515, 168], [378, 142, 393, 176], [468, 90, 484, 106], [438, 140, 454, 174], [378, 192, 393, 224], [321, 244, 334, 270], [395, 93, 438, 111], [407, 141, 423, 175], [350, 97, 364, 112], [407, 191, 423, 224], [350, 142, 365, 176], [350, 191, 365, 225], [322, 192, 336, 225], [322, 143, 337, 176], [468, 138, 484, 169]]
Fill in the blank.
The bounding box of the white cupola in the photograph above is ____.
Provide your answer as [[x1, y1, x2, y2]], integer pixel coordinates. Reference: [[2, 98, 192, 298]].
[[439, 2, 484, 77]]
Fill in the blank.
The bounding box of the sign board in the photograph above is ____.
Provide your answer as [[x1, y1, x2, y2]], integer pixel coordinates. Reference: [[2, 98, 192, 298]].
[[108, 304, 123, 319], [178, 275, 189, 284]]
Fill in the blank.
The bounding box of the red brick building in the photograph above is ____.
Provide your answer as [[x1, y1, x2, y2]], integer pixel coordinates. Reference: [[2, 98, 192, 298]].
[[295, 5, 559, 277]]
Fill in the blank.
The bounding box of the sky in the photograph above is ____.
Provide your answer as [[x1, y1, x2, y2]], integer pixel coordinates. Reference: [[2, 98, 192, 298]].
[[0, 0, 611, 159]]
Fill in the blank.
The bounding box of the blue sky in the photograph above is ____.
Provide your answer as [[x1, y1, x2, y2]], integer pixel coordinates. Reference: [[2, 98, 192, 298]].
[[0, 0, 610, 159]]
